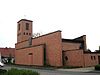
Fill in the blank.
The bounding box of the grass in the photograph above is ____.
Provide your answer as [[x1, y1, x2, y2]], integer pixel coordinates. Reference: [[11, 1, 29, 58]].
[[0, 68, 40, 75]]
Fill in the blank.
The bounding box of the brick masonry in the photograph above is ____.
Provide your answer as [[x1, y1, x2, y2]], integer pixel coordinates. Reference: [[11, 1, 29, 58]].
[[15, 19, 100, 67]]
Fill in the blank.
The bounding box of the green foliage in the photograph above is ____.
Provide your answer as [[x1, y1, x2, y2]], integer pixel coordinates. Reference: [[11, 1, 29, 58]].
[[95, 64, 100, 70], [0, 68, 39, 75], [0, 69, 7, 75]]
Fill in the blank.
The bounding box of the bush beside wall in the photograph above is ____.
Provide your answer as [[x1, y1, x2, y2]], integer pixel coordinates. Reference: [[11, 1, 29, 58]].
[[95, 64, 100, 70], [0, 69, 7, 75], [0, 68, 39, 75]]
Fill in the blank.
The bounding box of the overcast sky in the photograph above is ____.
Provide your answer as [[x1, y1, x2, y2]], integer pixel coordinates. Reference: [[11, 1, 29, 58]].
[[0, 0, 100, 51]]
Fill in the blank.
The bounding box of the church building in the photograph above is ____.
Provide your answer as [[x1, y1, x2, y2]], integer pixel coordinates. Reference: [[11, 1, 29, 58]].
[[15, 19, 100, 67]]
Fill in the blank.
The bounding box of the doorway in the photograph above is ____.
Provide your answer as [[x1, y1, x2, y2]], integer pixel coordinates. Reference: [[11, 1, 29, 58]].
[[28, 53, 33, 65]]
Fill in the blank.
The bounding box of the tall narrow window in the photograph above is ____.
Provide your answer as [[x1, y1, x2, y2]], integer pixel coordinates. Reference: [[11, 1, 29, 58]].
[[91, 56, 93, 60], [26, 23, 29, 30], [18, 24, 20, 31]]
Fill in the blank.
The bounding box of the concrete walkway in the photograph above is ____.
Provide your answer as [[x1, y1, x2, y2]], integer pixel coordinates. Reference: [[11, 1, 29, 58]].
[[56, 67, 97, 72]]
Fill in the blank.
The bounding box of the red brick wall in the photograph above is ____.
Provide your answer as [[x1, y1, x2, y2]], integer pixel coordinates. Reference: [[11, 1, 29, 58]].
[[62, 41, 84, 67], [63, 50, 84, 67], [15, 45, 44, 66], [84, 53, 99, 67], [0, 48, 15, 57], [62, 42, 81, 51], [17, 19, 32, 43], [74, 35, 87, 50], [32, 31, 62, 67], [15, 41, 29, 49], [15, 31, 62, 67]]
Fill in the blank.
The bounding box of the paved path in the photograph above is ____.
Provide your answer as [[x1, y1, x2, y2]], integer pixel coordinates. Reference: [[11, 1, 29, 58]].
[[57, 67, 95, 72], [1, 65, 100, 75]]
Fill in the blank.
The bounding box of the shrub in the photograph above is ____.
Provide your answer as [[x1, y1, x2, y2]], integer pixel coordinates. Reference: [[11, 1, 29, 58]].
[[95, 64, 100, 70], [2, 68, 39, 75], [0, 69, 7, 75]]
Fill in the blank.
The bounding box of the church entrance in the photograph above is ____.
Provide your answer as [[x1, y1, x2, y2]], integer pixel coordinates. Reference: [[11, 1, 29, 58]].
[[28, 53, 33, 65]]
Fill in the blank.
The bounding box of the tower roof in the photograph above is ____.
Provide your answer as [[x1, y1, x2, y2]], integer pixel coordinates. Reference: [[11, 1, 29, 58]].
[[17, 19, 33, 23]]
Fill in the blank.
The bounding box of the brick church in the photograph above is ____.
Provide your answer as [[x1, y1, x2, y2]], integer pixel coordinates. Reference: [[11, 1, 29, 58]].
[[15, 19, 100, 67]]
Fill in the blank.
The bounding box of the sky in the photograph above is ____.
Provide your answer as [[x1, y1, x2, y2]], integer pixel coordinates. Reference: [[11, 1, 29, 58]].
[[0, 0, 100, 51]]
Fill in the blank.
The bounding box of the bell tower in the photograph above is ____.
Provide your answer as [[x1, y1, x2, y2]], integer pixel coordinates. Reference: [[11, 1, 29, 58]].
[[17, 19, 33, 43]]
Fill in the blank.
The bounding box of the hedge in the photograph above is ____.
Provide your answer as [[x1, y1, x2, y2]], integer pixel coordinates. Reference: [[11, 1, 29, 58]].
[[95, 64, 100, 70], [0, 69, 7, 75], [0, 68, 40, 75]]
